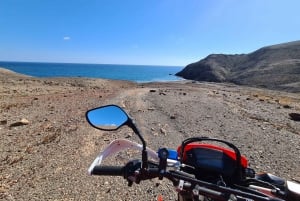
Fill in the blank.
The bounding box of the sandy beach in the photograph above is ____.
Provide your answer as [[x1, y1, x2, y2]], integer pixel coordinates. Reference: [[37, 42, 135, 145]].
[[1, 67, 300, 200]]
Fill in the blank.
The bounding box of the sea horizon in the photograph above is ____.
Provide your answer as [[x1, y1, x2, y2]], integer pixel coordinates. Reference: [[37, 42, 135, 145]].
[[0, 60, 183, 68], [0, 61, 184, 83]]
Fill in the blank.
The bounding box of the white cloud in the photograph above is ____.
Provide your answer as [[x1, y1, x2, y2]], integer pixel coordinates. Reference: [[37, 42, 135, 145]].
[[63, 36, 71, 41]]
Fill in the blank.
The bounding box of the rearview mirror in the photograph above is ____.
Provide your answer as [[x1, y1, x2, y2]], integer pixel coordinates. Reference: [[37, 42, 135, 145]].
[[86, 105, 129, 131], [86, 104, 148, 169]]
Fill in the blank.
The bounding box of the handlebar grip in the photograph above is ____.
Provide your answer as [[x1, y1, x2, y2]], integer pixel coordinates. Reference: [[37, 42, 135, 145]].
[[91, 165, 125, 176]]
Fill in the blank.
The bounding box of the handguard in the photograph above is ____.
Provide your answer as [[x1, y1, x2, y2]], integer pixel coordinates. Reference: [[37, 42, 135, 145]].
[[88, 139, 178, 175]]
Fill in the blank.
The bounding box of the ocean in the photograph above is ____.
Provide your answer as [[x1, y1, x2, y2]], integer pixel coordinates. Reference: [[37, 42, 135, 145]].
[[0, 61, 184, 83]]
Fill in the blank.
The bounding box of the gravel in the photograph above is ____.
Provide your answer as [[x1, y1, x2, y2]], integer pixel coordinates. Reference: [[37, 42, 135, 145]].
[[1, 68, 299, 200]]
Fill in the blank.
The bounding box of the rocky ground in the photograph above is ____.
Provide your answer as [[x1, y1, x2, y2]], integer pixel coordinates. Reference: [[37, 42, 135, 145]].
[[1, 68, 300, 200]]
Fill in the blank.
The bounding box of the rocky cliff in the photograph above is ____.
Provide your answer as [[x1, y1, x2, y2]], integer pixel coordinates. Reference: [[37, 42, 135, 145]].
[[176, 41, 300, 92]]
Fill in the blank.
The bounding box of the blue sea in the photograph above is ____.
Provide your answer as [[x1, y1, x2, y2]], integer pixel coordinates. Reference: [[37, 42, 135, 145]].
[[0, 61, 184, 83]]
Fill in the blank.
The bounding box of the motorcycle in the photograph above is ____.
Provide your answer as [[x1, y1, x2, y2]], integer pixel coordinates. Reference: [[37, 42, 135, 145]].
[[86, 104, 300, 201]]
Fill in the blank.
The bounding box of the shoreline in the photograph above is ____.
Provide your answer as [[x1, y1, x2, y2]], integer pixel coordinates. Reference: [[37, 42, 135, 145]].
[[2, 66, 299, 94], [0, 62, 183, 83]]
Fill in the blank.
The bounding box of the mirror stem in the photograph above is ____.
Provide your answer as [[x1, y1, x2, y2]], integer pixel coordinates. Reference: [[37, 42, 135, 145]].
[[128, 119, 148, 169]]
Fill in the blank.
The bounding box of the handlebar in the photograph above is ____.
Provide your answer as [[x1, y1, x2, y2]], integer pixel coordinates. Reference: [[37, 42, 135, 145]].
[[91, 165, 125, 176], [90, 163, 284, 201]]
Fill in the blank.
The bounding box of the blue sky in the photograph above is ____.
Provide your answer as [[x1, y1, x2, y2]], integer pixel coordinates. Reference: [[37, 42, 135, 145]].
[[0, 0, 299, 66]]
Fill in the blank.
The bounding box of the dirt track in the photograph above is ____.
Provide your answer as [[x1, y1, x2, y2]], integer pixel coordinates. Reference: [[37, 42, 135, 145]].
[[1, 68, 300, 200]]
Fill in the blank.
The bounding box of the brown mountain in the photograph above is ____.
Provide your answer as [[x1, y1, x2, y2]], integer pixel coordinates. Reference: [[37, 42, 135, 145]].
[[176, 41, 300, 92]]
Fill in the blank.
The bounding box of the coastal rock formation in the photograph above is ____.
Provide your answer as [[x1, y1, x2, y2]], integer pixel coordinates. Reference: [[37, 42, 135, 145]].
[[176, 41, 300, 92]]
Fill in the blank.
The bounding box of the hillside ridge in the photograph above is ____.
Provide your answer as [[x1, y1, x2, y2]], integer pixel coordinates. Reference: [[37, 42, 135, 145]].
[[176, 40, 300, 92]]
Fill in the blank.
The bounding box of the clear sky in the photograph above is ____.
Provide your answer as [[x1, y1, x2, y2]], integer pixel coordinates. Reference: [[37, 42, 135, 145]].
[[0, 0, 299, 66]]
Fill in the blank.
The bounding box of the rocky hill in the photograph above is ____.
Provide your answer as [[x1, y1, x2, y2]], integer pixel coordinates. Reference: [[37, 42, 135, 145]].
[[176, 41, 300, 92]]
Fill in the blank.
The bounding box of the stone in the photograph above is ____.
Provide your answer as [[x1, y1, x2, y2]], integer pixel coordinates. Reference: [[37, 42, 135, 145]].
[[289, 113, 300, 121], [160, 128, 167, 135], [9, 118, 30, 127], [0, 120, 7, 125]]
